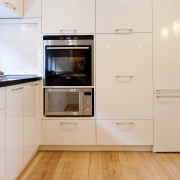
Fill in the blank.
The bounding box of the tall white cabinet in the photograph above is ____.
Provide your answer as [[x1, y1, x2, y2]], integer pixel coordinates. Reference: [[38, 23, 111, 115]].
[[153, 0, 180, 152], [6, 84, 24, 180], [0, 87, 5, 180], [95, 0, 153, 146], [42, 0, 95, 34]]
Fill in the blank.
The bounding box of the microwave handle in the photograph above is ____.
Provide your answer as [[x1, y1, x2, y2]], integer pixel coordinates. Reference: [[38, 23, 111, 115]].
[[79, 92, 84, 114], [46, 47, 89, 50]]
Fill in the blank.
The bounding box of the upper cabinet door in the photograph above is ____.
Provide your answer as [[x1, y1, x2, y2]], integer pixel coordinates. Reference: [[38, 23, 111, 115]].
[[24, 0, 41, 18], [96, 0, 152, 33], [0, 0, 23, 18], [42, 0, 95, 34], [153, 0, 180, 90]]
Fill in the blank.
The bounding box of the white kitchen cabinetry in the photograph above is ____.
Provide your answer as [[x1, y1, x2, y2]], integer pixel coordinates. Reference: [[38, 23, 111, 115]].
[[42, 120, 96, 145], [97, 120, 153, 145], [96, 0, 152, 33], [24, 0, 41, 18], [153, 0, 180, 90], [6, 84, 24, 180], [154, 93, 180, 152], [42, 0, 95, 34], [96, 34, 153, 120], [0, 87, 5, 180], [0, 0, 23, 18], [23, 81, 40, 166]]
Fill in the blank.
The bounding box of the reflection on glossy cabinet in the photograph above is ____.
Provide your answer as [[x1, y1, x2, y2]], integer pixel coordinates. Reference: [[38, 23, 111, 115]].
[[6, 84, 24, 180], [96, 0, 152, 33], [96, 34, 153, 120], [154, 94, 180, 152], [42, 0, 95, 34], [42, 120, 96, 145], [0, 0, 23, 18], [23, 81, 40, 165], [153, 0, 180, 90], [97, 120, 153, 145]]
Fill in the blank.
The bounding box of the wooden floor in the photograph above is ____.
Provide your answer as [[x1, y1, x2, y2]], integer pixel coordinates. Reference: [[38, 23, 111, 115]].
[[17, 151, 180, 180]]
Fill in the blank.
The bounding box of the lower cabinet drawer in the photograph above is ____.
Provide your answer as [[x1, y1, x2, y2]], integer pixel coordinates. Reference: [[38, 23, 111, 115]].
[[97, 120, 153, 145], [42, 120, 96, 145]]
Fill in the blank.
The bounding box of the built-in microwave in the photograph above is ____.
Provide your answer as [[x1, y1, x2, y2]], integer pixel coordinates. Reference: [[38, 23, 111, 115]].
[[44, 88, 93, 117]]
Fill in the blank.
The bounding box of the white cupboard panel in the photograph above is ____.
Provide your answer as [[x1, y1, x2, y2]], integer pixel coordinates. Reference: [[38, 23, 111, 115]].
[[24, 0, 41, 18], [154, 94, 180, 152], [0, 109, 5, 150], [42, 0, 95, 34], [96, 34, 153, 119], [6, 84, 24, 180], [97, 120, 153, 145], [0, 0, 23, 18], [0, 87, 5, 109], [42, 120, 96, 145], [0, 149, 5, 180], [153, 0, 180, 90], [96, 0, 152, 33]]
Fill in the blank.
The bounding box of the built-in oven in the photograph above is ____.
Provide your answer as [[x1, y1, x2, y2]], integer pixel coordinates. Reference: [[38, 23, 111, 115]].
[[43, 35, 94, 86], [44, 88, 93, 117]]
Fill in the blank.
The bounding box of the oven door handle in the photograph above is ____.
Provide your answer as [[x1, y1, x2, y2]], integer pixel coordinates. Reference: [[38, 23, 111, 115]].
[[46, 47, 89, 50]]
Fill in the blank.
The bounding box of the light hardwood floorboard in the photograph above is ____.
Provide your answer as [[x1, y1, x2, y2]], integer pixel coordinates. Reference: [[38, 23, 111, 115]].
[[17, 151, 180, 180]]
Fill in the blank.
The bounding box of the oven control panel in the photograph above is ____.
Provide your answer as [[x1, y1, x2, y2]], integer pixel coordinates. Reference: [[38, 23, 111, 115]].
[[83, 91, 93, 115]]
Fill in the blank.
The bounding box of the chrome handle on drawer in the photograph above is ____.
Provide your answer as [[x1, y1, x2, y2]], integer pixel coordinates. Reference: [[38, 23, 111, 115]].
[[115, 29, 133, 34], [11, 87, 24, 91], [156, 95, 180, 98], [116, 122, 134, 125], [156, 89, 180, 93], [60, 122, 78, 125], [115, 75, 133, 78]]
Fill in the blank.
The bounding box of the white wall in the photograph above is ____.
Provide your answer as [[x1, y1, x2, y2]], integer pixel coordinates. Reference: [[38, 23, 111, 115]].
[[0, 19, 42, 75]]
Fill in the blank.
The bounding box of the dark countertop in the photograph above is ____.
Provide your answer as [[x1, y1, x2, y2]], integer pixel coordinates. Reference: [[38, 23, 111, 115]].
[[0, 75, 42, 87]]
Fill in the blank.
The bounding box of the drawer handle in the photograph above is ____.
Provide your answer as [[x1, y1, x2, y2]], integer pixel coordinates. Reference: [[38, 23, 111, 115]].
[[156, 89, 180, 93], [32, 84, 39, 86], [116, 122, 134, 125], [115, 29, 133, 34], [11, 87, 24, 91], [60, 29, 77, 33], [60, 122, 78, 125], [5, 2, 16, 11], [156, 95, 180, 98], [115, 75, 133, 78]]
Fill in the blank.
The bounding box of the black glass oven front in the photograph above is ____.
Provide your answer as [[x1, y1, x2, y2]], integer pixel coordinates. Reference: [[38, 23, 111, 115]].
[[44, 35, 94, 86]]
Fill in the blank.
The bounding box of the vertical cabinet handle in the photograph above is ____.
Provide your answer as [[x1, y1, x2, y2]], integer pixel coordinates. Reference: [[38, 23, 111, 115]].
[[5, 2, 16, 11]]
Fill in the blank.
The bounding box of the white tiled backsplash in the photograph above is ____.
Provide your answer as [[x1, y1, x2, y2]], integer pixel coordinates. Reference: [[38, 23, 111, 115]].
[[0, 21, 42, 75]]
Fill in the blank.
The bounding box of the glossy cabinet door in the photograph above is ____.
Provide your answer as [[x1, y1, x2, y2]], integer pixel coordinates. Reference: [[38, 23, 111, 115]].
[[96, 34, 153, 120], [42, 0, 95, 34], [23, 81, 41, 165], [6, 84, 24, 180], [154, 93, 180, 152], [153, 0, 180, 90], [0, 0, 23, 18], [0, 88, 5, 180], [42, 120, 96, 145], [96, 0, 152, 33], [97, 120, 153, 145], [24, 0, 41, 18]]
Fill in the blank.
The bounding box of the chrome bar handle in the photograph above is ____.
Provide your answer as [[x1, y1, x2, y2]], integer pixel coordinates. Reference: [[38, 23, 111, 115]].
[[156, 95, 180, 98], [60, 122, 78, 125], [116, 122, 134, 125], [115, 75, 133, 78], [5, 2, 16, 11], [156, 89, 180, 93], [11, 87, 24, 91], [115, 29, 133, 34], [60, 29, 77, 33]]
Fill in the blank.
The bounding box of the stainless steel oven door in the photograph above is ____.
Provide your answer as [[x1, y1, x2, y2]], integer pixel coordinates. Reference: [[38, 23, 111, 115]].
[[45, 88, 85, 116]]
